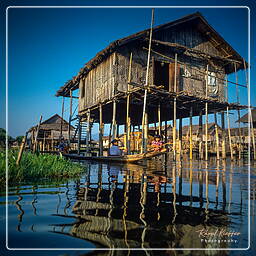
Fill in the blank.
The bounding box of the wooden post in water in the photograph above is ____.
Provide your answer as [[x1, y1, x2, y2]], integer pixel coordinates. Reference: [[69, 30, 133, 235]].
[[227, 106, 234, 160], [234, 63, 242, 159], [199, 111, 203, 159], [205, 64, 209, 161], [16, 132, 28, 165], [214, 112, 220, 160], [221, 112, 226, 159], [86, 110, 91, 156], [173, 53, 178, 160], [68, 90, 73, 144], [189, 106, 193, 160], [99, 104, 103, 156]]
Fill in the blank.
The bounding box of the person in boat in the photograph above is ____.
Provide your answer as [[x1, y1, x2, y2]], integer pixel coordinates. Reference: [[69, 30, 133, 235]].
[[151, 135, 164, 151], [109, 139, 122, 156]]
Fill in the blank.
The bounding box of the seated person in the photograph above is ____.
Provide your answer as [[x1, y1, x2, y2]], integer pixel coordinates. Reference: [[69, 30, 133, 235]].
[[109, 139, 122, 156], [151, 135, 163, 151]]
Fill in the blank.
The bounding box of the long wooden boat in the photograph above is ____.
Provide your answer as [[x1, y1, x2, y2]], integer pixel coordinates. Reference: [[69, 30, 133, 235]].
[[63, 148, 167, 163]]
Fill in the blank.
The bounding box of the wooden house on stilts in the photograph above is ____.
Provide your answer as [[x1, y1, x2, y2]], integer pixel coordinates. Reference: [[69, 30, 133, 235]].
[[56, 12, 247, 160]]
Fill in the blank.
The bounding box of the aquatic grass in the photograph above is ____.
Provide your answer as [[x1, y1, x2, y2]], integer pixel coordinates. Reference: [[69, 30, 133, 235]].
[[0, 150, 85, 186]]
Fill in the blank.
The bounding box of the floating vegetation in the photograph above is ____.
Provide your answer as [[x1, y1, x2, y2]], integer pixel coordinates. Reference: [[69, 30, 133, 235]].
[[0, 150, 85, 186]]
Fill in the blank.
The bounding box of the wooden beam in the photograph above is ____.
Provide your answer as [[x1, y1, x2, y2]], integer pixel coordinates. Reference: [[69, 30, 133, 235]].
[[112, 99, 117, 139]]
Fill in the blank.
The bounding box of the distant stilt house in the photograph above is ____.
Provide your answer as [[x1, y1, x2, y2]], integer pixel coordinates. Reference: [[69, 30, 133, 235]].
[[29, 114, 75, 152], [55, 12, 247, 158]]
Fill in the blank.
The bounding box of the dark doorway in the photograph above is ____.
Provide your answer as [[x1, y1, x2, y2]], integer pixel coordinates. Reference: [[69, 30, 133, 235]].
[[153, 61, 169, 91]]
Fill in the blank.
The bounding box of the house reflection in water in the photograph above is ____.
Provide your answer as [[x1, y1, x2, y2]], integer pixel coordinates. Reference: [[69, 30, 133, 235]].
[[52, 157, 236, 250]]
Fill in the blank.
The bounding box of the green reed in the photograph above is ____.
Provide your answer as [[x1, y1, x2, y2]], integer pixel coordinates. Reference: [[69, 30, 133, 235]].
[[0, 150, 85, 185]]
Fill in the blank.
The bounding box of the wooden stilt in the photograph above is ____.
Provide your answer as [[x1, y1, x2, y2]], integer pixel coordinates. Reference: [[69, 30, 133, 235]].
[[250, 109, 256, 160], [179, 118, 182, 157], [199, 111, 203, 159], [99, 104, 103, 156], [173, 53, 178, 160], [205, 64, 209, 161], [214, 112, 220, 160], [77, 117, 81, 155], [189, 107, 193, 160], [227, 106, 234, 160], [164, 120, 168, 144], [33, 115, 42, 153], [86, 110, 91, 156], [60, 96, 65, 138], [234, 63, 242, 159], [68, 90, 73, 144], [158, 103, 161, 136], [112, 99, 117, 139], [221, 112, 226, 159], [144, 111, 148, 152], [126, 52, 133, 155], [16, 132, 28, 165]]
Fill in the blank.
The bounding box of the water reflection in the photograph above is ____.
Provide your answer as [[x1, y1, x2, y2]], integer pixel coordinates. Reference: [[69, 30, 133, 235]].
[[4, 156, 255, 252]]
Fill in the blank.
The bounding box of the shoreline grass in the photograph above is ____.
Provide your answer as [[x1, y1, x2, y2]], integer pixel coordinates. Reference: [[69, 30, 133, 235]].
[[0, 150, 85, 186]]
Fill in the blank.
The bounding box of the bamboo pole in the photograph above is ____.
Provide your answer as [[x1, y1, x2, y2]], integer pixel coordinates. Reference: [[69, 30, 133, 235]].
[[234, 63, 242, 159], [60, 96, 65, 138], [141, 9, 154, 153], [189, 107, 193, 160], [33, 115, 42, 153], [86, 110, 91, 156], [126, 52, 133, 154], [99, 104, 103, 156], [68, 90, 73, 144], [173, 53, 178, 160], [16, 132, 28, 165], [214, 112, 220, 160], [199, 111, 203, 159], [221, 112, 226, 159], [227, 106, 234, 160], [205, 64, 209, 161]]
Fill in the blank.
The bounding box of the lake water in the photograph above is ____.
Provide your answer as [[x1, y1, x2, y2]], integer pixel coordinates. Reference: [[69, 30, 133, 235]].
[[1, 155, 255, 256]]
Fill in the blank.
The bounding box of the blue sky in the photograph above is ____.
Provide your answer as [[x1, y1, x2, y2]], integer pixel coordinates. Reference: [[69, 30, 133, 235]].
[[0, 0, 255, 137]]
